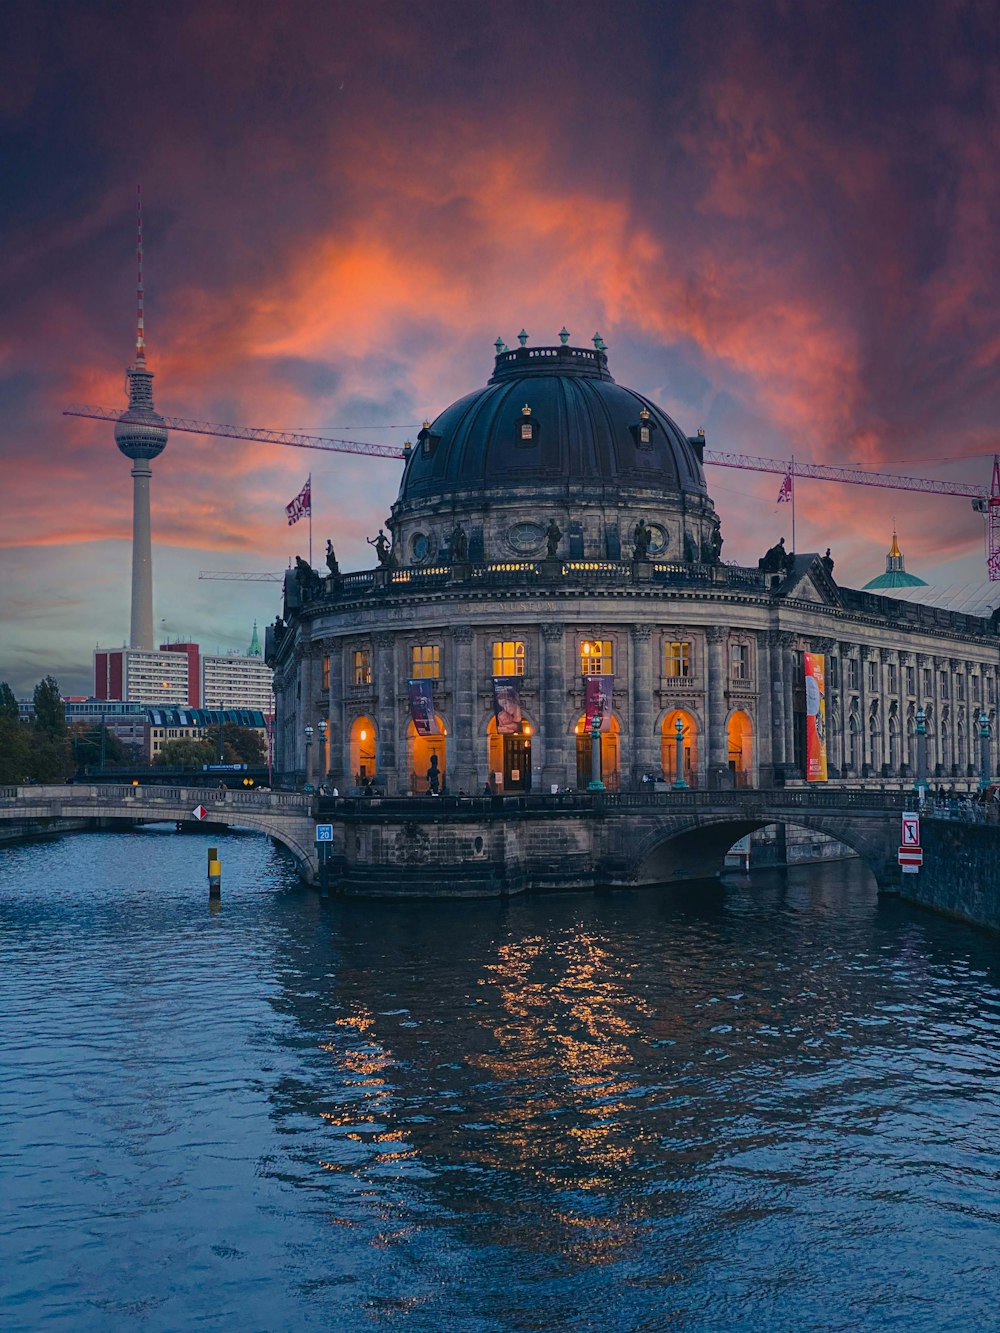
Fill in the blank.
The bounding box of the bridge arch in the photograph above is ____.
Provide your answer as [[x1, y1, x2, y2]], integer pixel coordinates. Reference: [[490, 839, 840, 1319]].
[[631, 811, 886, 887]]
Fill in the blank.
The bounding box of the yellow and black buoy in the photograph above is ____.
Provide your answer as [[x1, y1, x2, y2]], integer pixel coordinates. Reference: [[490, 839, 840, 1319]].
[[208, 845, 221, 900]]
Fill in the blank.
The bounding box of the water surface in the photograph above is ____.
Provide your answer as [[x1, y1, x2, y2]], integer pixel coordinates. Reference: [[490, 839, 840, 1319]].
[[2, 828, 999, 1331]]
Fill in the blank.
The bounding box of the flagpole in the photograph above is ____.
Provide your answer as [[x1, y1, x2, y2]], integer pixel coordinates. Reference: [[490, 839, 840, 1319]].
[[791, 455, 796, 553], [308, 472, 313, 566]]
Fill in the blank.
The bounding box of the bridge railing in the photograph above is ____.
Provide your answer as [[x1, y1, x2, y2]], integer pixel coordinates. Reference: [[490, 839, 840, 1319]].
[[0, 784, 313, 813]]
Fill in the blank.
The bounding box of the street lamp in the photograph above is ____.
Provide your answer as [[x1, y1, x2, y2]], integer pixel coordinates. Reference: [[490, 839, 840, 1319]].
[[318, 719, 328, 787], [914, 706, 927, 804], [587, 711, 605, 792], [672, 715, 688, 789], [304, 723, 314, 788], [978, 711, 991, 791]]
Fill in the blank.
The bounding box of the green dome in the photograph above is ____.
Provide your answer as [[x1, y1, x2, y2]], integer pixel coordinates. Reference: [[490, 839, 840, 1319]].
[[862, 530, 927, 591]]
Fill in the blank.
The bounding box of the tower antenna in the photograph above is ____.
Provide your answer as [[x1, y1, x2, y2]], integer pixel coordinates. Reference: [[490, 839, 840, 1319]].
[[136, 183, 145, 363]]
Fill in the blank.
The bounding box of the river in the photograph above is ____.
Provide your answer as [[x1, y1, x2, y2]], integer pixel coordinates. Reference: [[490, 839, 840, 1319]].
[[1, 827, 999, 1331]]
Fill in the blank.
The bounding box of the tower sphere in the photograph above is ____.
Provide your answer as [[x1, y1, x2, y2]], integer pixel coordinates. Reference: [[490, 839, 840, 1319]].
[[115, 366, 168, 461]]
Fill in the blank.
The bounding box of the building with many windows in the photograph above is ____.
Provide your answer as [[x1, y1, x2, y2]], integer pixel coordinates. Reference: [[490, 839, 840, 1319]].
[[268, 335, 1000, 794]]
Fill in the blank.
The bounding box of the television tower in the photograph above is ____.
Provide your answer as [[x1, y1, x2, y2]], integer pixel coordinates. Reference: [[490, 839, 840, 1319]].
[[114, 185, 168, 649]]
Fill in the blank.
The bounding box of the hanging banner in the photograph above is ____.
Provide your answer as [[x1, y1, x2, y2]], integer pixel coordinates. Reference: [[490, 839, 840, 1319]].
[[803, 652, 828, 781], [584, 675, 614, 733], [407, 679, 440, 735], [492, 677, 523, 735]]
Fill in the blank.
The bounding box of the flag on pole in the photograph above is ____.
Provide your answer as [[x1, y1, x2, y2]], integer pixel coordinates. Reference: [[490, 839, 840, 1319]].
[[776, 470, 793, 504], [285, 478, 311, 525]]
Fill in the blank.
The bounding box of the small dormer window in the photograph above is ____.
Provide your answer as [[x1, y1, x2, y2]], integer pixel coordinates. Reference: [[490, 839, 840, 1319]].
[[631, 406, 655, 450], [418, 419, 440, 457], [518, 404, 537, 446]]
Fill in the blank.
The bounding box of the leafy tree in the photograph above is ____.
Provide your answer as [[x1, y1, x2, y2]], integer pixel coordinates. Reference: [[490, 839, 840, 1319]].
[[0, 682, 19, 723], [0, 681, 28, 783], [155, 738, 216, 768], [32, 676, 66, 737], [69, 722, 127, 770], [202, 725, 266, 766]]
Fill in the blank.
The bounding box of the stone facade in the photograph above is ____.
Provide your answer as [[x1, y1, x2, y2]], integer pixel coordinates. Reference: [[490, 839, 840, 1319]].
[[268, 341, 1000, 796]]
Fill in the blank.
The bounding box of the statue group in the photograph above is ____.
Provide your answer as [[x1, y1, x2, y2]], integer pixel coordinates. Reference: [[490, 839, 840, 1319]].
[[758, 537, 794, 575], [367, 528, 395, 569]]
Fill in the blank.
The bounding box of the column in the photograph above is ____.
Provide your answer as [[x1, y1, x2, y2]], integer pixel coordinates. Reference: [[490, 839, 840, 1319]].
[[328, 640, 344, 787], [452, 625, 477, 792], [706, 627, 729, 789], [374, 631, 398, 793], [858, 645, 871, 777], [540, 623, 567, 790], [782, 634, 796, 777], [756, 630, 774, 786], [899, 652, 913, 775], [838, 641, 853, 777], [768, 630, 786, 776], [630, 625, 655, 786]]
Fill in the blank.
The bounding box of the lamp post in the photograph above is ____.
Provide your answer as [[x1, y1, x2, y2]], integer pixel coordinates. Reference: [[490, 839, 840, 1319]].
[[672, 715, 688, 789], [978, 711, 991, 791], [318, 718, 328, 789], [587, 711, 605, 792], [304, 723, 314, 788], [914, 706, 927, 804]]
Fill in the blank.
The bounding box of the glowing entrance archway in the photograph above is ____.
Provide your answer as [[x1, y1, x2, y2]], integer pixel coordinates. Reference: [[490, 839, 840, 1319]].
[[574, 714, 620, 790], [487, 716, 533, 793], [660, 709, 699, 787], [408, 717, 448, 794], [349, 716, 377, 786], [727, 710, 753, 787]]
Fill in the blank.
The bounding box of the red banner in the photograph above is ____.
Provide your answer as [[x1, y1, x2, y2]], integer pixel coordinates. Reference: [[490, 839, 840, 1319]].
[[492, 677, 523, 734], [584, 675, 613, 733], [803, 652, 828, 782], [407, 679, 440, 735], [285, 477, 311, 525]]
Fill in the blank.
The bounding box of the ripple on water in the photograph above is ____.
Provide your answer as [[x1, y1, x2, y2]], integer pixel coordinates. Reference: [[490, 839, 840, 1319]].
[[1, 833, 999, 1331]]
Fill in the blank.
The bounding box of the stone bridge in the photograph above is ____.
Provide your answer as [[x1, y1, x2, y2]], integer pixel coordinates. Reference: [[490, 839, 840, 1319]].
[[3, 785, 998, 929], [0, 784, 318, 879]]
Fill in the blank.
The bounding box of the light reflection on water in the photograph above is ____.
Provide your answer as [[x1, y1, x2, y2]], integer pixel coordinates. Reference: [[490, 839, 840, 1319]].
[[1, 827, 999, 1332]]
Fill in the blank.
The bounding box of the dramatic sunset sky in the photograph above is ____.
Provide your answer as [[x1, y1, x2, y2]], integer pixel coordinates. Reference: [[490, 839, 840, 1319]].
[[2, 0, 998, 694]]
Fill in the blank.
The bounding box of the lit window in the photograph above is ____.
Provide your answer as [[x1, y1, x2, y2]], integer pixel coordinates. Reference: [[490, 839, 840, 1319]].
[[520, 421, 532, 440], [410, 644, 440, 679], [580, 639, 613, 676], [664, 640, 690, 678], [322, 655, 330, 691], [730, 643, 749, 681], [492, 640, 525, 676], [353, 649, 371, 687]]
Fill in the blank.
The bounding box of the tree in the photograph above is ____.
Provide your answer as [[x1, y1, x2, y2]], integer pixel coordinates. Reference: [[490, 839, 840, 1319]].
[[0, 682, 19, 723], [27, 676, 70, 782], [155, 738, 216, 767], [69, 722, 127, 770], [202, 725, 266, 766], [0, 680, 28, 783], [33, 676, 66, 737]]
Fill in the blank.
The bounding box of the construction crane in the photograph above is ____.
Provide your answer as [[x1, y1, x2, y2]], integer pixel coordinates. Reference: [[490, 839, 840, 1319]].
[[199, 571, 284, 582], [64, 404, 1000, 578]]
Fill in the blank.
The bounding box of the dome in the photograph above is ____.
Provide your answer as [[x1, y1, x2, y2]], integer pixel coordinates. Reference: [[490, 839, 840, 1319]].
[[397, 340, 707, 504]]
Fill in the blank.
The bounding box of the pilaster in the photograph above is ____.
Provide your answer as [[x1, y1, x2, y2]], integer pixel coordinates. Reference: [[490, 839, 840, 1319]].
[[540, 623, 567, 789]]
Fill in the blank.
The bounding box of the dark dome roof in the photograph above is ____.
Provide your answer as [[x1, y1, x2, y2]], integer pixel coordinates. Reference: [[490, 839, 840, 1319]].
[[397, 342, 707, 503]]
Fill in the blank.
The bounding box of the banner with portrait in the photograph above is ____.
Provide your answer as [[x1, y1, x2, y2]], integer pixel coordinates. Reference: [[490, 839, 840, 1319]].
[[584, 675, 614, 733], [407, 678, 440, 736], [492, 677, 523, 734], [803, 652, 828, 782]]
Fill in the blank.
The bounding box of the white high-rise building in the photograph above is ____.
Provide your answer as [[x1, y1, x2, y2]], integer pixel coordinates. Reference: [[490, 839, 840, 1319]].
[[200, 623, 273, 712]]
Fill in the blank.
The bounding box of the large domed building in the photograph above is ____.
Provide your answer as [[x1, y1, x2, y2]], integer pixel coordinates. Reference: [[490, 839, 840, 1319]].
[[269, 334, 1000, 804]]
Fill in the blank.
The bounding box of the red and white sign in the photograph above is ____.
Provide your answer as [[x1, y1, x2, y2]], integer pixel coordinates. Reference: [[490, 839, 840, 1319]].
[[901, 812, 920, 847], [192, 805, 208, 821], [898, 847, 923, 869]]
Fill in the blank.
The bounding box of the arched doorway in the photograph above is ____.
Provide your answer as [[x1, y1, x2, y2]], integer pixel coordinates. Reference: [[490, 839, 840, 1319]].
[[574, 715, 620, 790], [660, 709, 699, 787], [408, 717, 448, 794], [487, 716, 533, 793], [349, 715, 377, 788], [727, 710, 753, 787]]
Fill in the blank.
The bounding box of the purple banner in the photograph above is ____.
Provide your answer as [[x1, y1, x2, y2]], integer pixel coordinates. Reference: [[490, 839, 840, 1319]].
[[584, 675, 614, 733], [407, 678, 440, 735], [492, 677, 523, 734]]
